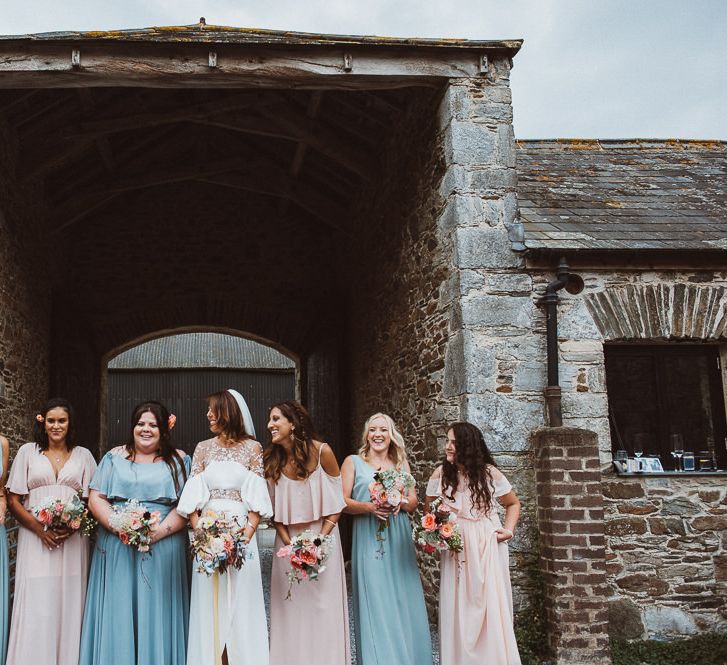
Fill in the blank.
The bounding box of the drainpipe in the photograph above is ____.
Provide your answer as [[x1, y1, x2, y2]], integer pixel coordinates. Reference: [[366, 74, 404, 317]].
[[538, 256, 575, 427]]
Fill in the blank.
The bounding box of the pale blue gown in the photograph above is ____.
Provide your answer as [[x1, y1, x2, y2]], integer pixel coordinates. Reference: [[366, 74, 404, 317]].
[[350, 455, 433, 665], [78, 449, 191, 665], [0, 454, 8, 665]]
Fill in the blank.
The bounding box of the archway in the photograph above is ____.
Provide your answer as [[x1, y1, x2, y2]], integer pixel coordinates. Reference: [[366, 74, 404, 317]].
[[102, 330, 298, 455]]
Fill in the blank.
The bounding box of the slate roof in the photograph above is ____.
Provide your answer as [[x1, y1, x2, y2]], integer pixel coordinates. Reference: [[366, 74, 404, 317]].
[[516, 139, 727, 252], [0, 23, 522, 54]]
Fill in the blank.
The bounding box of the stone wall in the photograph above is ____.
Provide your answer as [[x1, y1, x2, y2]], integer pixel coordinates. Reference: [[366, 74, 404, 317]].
[[437, 64, 541, 610], [0, 118, 51, 450], [604, 473, 727, 638]]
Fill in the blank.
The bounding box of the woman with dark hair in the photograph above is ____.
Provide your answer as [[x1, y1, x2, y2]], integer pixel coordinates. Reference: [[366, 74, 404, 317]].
[[177, 389, 272, 665], [5, 398, 97, 665], [79, 401, 190, 665], [265, 401, 350, 665], [425, 422, 522, 665], [342, 413, 432, 665]]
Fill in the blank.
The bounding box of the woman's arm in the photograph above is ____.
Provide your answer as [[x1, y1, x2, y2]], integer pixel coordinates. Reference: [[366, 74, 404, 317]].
[[7, 491, 62, 550], [423, 465, 442, 513], [319, 444, 343, 537], [151, 509, 188, 543], [496, 490, 521, 543], [88, 488, 115, 531], [272, 520, 292, 546], [341, 456, 379, 517], [0, 436, 9, 524], [400, 461, 419, 514]]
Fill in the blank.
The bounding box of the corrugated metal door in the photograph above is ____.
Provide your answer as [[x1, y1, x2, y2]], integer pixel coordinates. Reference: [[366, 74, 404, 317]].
[[107, 369, 296, 454]]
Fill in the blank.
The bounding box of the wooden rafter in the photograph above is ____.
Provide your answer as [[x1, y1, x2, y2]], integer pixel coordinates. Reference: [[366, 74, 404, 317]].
[[77, 89, 115, 172]]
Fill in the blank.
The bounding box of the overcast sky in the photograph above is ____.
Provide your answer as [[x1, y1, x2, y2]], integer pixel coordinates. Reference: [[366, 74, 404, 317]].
[[3, 0, 725, 139]]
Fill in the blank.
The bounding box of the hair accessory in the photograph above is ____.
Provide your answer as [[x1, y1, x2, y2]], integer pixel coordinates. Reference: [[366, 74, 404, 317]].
[[35, 414, 44, 423], [168, 414, 177, 430], [227, 389, 256, 437]]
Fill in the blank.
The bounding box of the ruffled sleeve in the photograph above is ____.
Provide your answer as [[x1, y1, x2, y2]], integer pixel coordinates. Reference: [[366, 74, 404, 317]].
[[79, 447, 98, 498], [89, 451, 116, 496], [425, 475, 441, 497], [6, 442, 33, 496], [272, 469, 346, 526], [176, 473, 210, 518], [240, 470, 273, 519], [491, 467, 513, 498]]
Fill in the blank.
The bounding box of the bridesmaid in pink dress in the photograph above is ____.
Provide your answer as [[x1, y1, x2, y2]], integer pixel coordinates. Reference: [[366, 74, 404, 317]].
[[5, 398, 97, 665], [426, 422, 522, 665], [265, 401, 350, 665]]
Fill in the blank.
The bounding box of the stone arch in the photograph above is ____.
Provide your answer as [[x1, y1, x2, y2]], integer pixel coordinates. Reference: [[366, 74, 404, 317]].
[[584, 283, 727, 341]]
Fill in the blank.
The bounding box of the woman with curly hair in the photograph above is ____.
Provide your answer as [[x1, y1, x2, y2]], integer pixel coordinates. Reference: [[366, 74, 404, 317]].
[[425, 422, 521, 665], [264, 401, 349, 665]]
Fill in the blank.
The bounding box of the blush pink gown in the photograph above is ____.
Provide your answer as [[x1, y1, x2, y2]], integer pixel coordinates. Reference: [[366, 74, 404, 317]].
[[268, 444, 350, 665], [6, 442, 97, 665], [427, 466, 521, 665]]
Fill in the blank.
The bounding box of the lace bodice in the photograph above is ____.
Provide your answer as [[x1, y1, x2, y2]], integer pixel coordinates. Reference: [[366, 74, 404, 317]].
[[190, 437, 264, 478]]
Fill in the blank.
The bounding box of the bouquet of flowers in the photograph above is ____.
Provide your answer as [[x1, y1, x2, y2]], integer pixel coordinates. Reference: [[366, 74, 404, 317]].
[[33, 492, 96, 537], [190, 509, 249, 576], [413, 497, 463, 555], [368, 467, 416, 555], [108, 499, 161, 553], [276, 529, 334, 600]]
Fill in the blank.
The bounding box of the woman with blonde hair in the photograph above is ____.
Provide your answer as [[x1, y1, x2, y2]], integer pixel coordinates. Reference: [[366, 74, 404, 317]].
[[341, 413, 432, 665]]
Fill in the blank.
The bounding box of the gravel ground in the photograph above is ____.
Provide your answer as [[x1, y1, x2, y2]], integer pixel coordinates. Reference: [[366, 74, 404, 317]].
[[258, 529, 440, 664]]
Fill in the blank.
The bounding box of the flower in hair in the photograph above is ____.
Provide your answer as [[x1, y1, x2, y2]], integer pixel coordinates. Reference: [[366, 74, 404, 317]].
[[168, 414, 177, 430], [35, 413, 45, 423]]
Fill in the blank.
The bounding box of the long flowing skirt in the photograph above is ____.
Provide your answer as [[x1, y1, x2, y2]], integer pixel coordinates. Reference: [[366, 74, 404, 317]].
[[187, 498, 268, 665], [6, 525, 90, 665], [352, 511, 432, 665], [269, 520, 350, 665], [79, 504, 190, 665], [0, 524, 8, 665], [439, 516, 521, 665]]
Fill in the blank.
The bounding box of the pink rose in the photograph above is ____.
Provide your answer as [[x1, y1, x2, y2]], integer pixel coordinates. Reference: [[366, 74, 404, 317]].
[[276, 545, 292, 558], [421, 514, 437, 532], [440, 523, 454, 538], [37, 508, 52, 524], [300, 550, 317, 566]]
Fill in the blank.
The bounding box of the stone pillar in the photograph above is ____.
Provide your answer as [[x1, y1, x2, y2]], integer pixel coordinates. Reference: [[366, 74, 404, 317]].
[[531, 426, 611, 665]]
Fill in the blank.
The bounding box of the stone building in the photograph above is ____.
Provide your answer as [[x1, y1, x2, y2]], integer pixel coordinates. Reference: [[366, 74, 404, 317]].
[[0, 23, 725, 664]]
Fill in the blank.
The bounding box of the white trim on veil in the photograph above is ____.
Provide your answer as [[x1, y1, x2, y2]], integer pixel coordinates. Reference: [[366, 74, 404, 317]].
[[227, 389, 256, 438]]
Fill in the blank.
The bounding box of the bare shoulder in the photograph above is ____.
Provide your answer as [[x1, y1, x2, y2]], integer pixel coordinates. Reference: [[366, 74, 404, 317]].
[[0, 435, 9, 451], [341, 455, 355, 471], [316, 441, 341, 475]]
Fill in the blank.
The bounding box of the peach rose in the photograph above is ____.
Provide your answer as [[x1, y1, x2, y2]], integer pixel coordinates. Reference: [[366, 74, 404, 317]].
[[119, 531, 130, 545], [440, 522, 454, 538], [300, 549, 318, 566], [421, 513, 437, 532]]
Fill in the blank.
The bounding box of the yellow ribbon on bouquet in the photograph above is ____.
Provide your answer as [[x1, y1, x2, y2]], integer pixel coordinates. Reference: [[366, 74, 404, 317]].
[[212, 572, 222, 665]]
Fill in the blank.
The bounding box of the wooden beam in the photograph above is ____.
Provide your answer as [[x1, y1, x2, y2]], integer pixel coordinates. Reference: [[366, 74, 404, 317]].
[[62, 92, 272, 139], [0, 44, 479, 89], [197, 170, 348, 234], [197, 107, 376, 179]]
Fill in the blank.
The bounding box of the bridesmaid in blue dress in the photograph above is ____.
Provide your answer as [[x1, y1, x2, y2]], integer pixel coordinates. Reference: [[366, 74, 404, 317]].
[[341, 413, 433, 665], [0, 434, 9, 665], [79, 401, 190, 665]]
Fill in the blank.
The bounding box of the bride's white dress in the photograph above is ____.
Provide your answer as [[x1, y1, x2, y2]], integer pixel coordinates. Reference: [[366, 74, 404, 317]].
[[177, 437, 273, 665]]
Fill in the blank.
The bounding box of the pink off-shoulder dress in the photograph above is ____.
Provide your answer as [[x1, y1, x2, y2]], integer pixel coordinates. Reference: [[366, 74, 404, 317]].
[[427, 466, 521, 665], [268, 443, 350, 665]]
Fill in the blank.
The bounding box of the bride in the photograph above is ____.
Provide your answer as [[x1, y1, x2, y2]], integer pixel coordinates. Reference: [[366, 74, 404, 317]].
[[177, 390, 272, 665]]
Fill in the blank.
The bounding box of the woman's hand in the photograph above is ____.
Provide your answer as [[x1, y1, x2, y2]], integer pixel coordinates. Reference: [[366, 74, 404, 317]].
[[495, 527, 513, 543], [371, 502, 394, 521], [35, 524, 68, 550]]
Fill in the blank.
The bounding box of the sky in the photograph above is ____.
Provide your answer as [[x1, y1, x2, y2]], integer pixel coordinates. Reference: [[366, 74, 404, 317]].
[[2, 0, 725, 139]]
